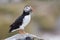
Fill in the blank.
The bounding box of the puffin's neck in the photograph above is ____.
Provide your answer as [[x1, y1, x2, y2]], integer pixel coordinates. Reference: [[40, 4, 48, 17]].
[[23, 11, 30, 16]]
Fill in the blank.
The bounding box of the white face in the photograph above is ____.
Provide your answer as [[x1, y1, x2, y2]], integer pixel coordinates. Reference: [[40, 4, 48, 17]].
[[24, 5, 32, 12]]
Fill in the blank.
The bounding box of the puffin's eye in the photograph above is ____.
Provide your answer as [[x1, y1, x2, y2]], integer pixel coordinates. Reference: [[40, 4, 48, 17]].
[[26, 8, 28, 9]]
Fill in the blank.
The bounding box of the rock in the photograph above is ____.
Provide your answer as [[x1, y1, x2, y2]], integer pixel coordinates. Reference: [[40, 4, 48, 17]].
[[4, 33, 42, 40]]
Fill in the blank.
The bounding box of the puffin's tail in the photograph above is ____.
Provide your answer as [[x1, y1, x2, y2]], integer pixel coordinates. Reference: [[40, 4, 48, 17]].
[[9, 26, 20, 33], [9, 27, 13, 33], [9, 25, 14, 33]]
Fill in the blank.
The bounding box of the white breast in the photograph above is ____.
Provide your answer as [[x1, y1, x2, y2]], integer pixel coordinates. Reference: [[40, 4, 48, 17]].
[[19, 15, 31, 29]]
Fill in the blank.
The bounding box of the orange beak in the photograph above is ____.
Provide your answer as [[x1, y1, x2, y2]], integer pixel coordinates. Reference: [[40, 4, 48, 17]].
[[31, 6, 35, 12]]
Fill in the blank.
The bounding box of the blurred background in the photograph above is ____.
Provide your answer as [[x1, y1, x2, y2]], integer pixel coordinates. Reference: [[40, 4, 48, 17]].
[[0, 0, 60, 40]]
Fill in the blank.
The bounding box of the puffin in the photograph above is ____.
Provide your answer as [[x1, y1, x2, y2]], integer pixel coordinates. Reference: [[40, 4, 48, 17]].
[[9, 5, 32, 34]]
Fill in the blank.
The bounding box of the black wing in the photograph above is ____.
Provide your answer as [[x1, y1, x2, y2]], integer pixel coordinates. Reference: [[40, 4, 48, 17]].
[[9, 15, 24, 32]]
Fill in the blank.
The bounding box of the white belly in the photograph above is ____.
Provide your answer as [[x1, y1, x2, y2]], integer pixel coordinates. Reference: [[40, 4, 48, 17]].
[[19, 15, 31, 29]]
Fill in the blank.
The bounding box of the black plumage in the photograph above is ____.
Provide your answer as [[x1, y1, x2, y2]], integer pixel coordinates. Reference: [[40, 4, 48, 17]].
[[9, 5, 32, 33], [9, 11, 30, 32]]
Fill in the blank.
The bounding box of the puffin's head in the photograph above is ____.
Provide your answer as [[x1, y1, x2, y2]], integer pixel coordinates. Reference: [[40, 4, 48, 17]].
[[24, 5, 32, 12]]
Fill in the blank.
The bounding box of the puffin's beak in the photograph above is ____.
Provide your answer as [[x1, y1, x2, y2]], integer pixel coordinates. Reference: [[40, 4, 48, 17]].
[[31, 6, 34, 12]]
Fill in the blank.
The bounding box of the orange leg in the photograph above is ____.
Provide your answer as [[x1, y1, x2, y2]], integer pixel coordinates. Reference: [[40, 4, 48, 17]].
[[18, 29, 26, 34]]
